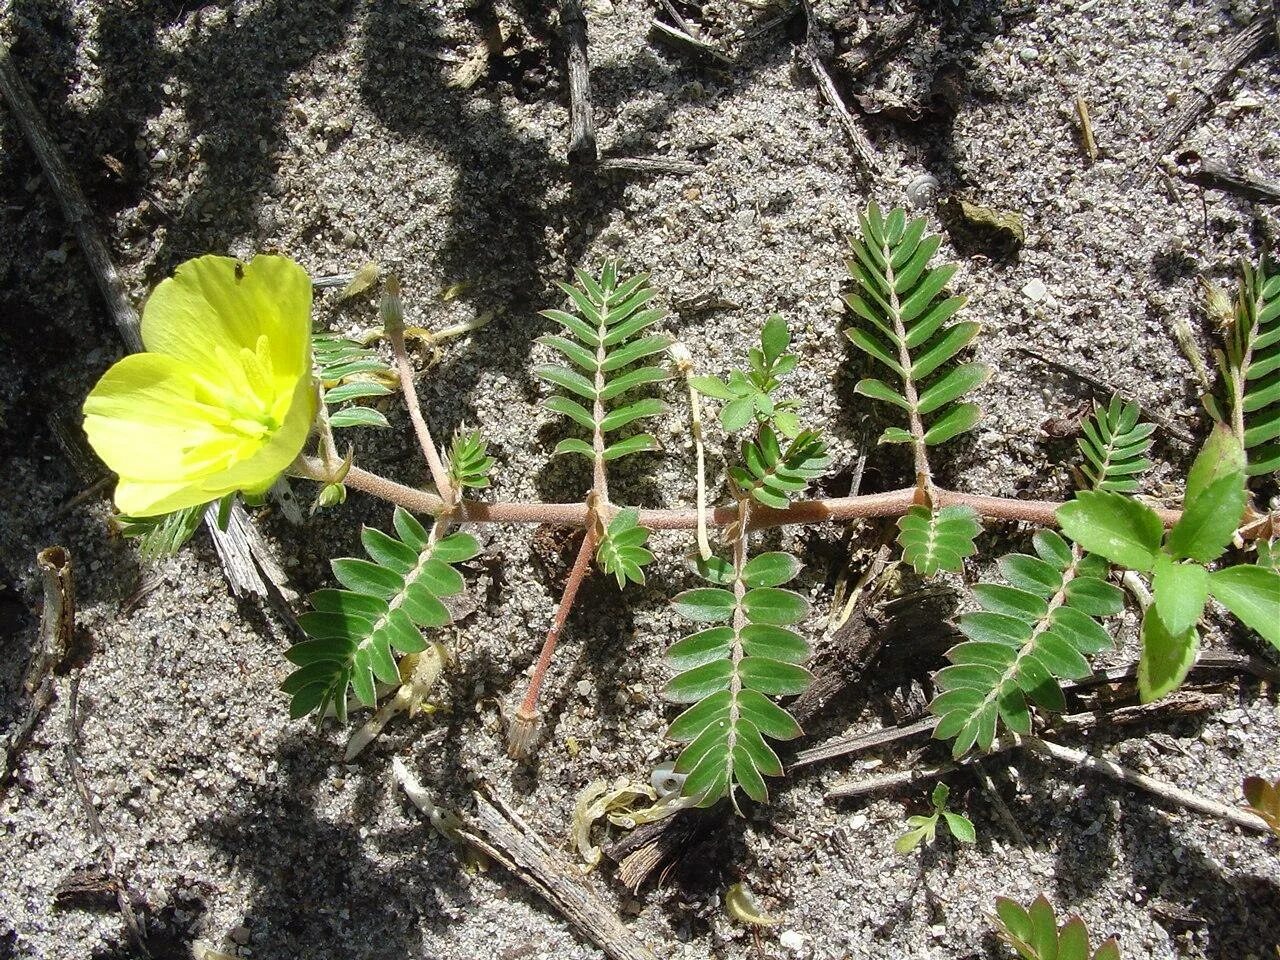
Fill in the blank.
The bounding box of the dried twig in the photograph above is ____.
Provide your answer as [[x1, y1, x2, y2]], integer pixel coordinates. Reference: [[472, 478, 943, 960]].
[[65, 672, 151, 953], [1075, 94, 1098, 162], [797, 0, 876, 171], [562, 0, 597, 165], [826, 728, 1270, 833], [798, 654, 1267, 770], [1020, 735, 1269, 832], [1016, 347, 1198, 445], [655, 0, 694, 37], [2, 547, 75, 793], [0, 48, 288, 602], [451, 789, 658, 960], [974, 761, 1028, 846], [836, 10, 920, 81], [1175, 150, 1280, 205], [1136, 11, 1276, 185], [792, 716, 936, 769], [648, 18, 734, 65], [597, 156, 703, 176]]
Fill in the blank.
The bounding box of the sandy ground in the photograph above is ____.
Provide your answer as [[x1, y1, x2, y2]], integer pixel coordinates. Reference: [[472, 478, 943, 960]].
[[2, 0, 1279, 958]]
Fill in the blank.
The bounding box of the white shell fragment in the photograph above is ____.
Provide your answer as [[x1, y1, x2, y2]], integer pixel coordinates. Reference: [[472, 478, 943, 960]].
[[651, 760, 687, 799], [905, 173, 940, 209]]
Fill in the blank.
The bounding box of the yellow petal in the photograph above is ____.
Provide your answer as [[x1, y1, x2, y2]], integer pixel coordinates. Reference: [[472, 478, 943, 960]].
[[141, 254, 312, 380], [83, 353, 233, 483], [113, 478, 214, 516]]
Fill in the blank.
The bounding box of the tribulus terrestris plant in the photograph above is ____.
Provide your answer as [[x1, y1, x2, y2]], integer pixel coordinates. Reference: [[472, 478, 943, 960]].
[[81, 204, 1279, 816]]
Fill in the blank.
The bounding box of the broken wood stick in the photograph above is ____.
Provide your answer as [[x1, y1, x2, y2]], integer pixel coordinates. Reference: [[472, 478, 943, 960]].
[[0, 47, 289, 602], [561, 0, 597, 166], [1020, 735, 1268, 833], [452, 789, 658, 960], [597, 155, 703, 175], [1136, 11, 1276, 185], [827, 729, 1269, 834], [1175, 150, 1280, 205], [798, 0, 876, 172], [797, 654, 1265, 771], [1075, 94, 1098, 162], [2, 547, 75, 793]]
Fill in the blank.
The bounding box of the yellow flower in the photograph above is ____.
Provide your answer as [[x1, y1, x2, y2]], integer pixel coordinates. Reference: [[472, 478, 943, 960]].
[[84, 254, 316, 517]]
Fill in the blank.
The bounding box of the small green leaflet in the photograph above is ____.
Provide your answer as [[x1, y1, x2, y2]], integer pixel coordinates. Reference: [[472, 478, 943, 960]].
[[595, 508, 654, 588], [894, 781, 975, 854], [897, 503, 980, 576]]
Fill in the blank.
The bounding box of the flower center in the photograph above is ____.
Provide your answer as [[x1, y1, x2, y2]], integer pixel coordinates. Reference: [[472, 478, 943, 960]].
[[192, 335, 286, 440]]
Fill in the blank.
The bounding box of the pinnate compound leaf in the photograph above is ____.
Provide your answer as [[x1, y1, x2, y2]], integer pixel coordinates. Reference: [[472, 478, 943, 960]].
[[664, 547, 810, 809], [538, 264, 669, 478], [283, 507, 470, 719], [447, 429, 494, 489], [845, 203, 987, 452], [595, 508, 654, 588], [931, 537, 1122, 758], [1077, 395, 1154, 493], [1220, 259, 1280, 476]]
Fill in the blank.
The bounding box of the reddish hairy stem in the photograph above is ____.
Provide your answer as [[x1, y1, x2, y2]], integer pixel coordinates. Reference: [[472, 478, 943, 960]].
[[382, 279, 454, 506], [341, 465, 1188, 531], [508, 525, 598, 758]]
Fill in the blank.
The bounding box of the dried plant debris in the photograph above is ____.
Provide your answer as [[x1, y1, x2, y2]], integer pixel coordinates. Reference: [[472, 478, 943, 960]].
[[940, 198, 1026, 256], [1242, 775, 1280, 837]]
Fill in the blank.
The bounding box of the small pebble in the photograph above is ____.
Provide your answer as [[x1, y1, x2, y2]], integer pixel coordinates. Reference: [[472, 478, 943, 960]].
[[780, 931, 805, 952]]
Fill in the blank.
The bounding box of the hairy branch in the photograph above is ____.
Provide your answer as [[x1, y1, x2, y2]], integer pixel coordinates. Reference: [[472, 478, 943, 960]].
[[382, 278, 455, 507], [339, 464, 1200, 533]]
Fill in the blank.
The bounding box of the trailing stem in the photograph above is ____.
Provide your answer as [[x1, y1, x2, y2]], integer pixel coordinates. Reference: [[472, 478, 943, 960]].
[[508, 524, 598, 758], [317, 463, 1205, 534], [382, 277, 455, 509]]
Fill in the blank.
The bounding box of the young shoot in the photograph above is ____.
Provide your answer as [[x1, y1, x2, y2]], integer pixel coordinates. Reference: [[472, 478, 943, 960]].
[[894, 781, 975, 853]]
